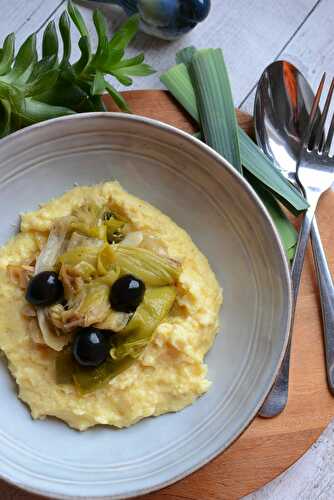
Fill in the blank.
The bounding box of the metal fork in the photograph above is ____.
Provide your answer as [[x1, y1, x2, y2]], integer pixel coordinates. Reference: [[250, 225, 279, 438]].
[[263, 75, 334, 415]]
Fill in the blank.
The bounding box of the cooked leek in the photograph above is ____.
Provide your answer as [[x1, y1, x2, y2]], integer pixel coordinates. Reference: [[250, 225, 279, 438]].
[[73, 355, 135, 394], [49, 281, 110, 331], [57, 286, 177, 393], [96, 309, 131, 331], [111, 286, 177, 359], [113, 246, 181, 286], [59, 246, 100, 268]]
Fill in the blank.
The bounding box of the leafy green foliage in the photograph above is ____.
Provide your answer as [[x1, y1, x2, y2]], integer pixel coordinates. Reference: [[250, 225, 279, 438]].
[[0, 1, 155, 137]]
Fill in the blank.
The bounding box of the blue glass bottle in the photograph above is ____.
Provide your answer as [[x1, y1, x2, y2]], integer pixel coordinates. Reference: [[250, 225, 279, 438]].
[[89, 0, 211, 40]]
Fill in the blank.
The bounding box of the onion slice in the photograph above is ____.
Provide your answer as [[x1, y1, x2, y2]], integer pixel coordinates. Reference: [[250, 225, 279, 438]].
[[35, 218, 69, 274], [36, 308, 70, 351], [34, 218, 71, 350]]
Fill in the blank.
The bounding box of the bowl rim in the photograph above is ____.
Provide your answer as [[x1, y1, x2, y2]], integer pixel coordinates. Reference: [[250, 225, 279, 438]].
[[0, 112, 292, 499]]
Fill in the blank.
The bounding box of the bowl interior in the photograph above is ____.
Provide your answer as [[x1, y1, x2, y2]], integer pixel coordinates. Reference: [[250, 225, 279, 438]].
[[0, 114, 291, 499]]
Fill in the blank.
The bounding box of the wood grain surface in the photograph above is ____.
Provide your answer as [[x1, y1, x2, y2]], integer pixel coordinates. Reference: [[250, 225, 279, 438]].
[[1, 90, 334, 500]]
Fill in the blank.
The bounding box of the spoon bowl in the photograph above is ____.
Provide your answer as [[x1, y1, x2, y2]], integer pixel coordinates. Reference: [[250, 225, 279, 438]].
[[255, 60, 315, 184]]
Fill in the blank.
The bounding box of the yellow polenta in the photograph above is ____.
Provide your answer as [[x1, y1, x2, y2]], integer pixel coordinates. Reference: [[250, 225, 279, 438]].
[[0, 182, 222, 430]]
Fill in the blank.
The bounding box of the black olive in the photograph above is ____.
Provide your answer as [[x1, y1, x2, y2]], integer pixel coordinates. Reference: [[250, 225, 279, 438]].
[[110, 275, 145, 313], [73, 328, 110, 367], [26, 271, 64, 307]]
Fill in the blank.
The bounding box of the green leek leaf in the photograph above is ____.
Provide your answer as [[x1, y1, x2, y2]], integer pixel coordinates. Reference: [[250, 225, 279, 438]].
[[239, 128, 307, 215], [160, 61, 308, 214], [249, 175, 297, 259], [160, 63, 199, 120], [176, 46, 196, 66], [190, 49, 242, 172]]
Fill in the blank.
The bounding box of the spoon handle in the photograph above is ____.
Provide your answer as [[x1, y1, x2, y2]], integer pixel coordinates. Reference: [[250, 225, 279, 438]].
[[311, 217, 334, 392], [259, 203, 317, 417]]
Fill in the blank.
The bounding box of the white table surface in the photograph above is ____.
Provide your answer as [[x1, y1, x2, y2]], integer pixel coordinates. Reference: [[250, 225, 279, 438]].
[[1, 0, 334, 498]]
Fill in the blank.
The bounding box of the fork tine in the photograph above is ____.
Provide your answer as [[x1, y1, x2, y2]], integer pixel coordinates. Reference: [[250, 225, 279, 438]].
[[315, 77, 334, 151], [323, 105, 334, 155], [302, 73, 326, 150]]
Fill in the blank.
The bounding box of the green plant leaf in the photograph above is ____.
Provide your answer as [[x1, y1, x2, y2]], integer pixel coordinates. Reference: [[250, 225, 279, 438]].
[[7, 33, 37, 83], [0, 79, 17, 100], [0, 2, 153, 136], [105, 82, 131, 112], [16, 98, 74, 123], [59, 11, 71, 65], [68, 0, 89, 38], [92, 9, 109, 67], [111, 52, 144, 69], [111, 72, 133, 86], [92, 70, 105, 95], [42, 21, 58, 59], [0, 99, 12, 137], [112, 63, 155, 77], [100, 48, 124, 72], [73, 36, 91, 75], [29, 54, 57, 80], [87, 94, 106, 112], [190, 48, 242, 172], [0, 33, 15, 76], [35, 79, 96, 112], [24, 67, 59, 97], [160, 61, 308, 214], [109, 14, 140, 51]]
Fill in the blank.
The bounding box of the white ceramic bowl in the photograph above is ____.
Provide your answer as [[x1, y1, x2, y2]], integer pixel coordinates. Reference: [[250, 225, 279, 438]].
[[0, 113, 291, 499]]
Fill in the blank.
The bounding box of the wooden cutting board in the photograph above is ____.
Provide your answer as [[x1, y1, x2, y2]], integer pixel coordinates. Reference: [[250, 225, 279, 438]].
[[2, 90, 334, 500]]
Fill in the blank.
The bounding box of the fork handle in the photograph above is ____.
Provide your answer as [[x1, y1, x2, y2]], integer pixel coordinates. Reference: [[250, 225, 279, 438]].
[[311, 217, 334, 393], [259, 203, 317, 418]]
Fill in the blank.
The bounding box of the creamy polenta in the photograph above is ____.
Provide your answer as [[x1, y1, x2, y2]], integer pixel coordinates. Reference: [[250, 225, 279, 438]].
[[0, 181, 222, 430]]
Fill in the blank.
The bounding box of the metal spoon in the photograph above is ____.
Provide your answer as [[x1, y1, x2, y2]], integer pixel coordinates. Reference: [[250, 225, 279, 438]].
[[254, 60, 334, 417]]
